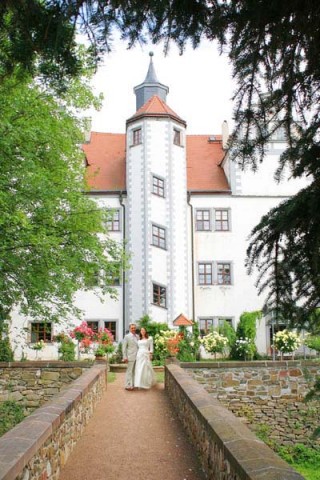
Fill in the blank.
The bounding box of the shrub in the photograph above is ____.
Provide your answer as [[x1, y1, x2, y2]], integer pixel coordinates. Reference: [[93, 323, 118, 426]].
[[273, 329, 301, 353], [230, 311, 260, 360], [0, 338, 14, 362], [58, 339, 76, 361], [0, 401, 25, 436]]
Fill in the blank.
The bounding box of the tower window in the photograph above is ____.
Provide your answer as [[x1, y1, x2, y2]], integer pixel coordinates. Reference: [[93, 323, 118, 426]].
[[152, 175, 165, 197], [152, 224, 166, 249], [152, 283, 167, 308], [173, 129, 181, 146], [132, 128, 142, 145]]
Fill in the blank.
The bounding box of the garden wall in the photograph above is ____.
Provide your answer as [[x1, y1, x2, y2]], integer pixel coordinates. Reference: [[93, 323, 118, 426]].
[[165, 363, 303, 480], [0, 363, 106, 480], [184, 360, 320, 447], [0, 361, 94, 413]]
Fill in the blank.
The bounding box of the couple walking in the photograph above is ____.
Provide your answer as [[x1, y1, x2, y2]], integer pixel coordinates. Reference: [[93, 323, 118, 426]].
[[122, 323, 156, 390]]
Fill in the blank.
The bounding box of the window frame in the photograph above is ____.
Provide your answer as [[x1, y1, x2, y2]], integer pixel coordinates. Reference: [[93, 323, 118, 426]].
[[132, 127, 142, 146], [30, 322, 53, 343], [198, 317, 214, 337], [106, 209, 121, 232], [173, 128, 182, 146], [152, 174, 165, 198], [195, 209, 211, 231], [152, 223, 166, 250], [198, 262, 213, 285], [104, 320, 117, 341], [217, 262, 232, 285], [214, 208, 231, 232], [152, 282, 167, 309]]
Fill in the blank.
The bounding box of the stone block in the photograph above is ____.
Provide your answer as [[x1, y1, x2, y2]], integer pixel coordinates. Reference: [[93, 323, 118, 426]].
[[41, 372, 60, 381]]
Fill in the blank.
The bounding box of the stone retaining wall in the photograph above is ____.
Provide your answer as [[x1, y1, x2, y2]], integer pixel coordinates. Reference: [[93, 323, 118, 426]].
[[0, 364, 106, 480], [185, 360, 320, 447], [165, 363, 303, 480], [0, 361, 94, 413]]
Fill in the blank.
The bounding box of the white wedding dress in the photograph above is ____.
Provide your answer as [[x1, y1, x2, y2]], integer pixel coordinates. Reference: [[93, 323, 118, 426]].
[[134, 338, 156, 389]]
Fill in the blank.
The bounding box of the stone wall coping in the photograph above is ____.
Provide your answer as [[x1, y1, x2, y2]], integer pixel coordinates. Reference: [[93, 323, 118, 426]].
[[181, 359, 319, 369], [0, 361, 93, 369], [166, 364, 304, 480], [0, 364, 106, 480]]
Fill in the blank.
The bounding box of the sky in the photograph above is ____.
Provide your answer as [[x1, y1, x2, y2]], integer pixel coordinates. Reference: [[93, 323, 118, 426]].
[[90, 38, 236, 136]]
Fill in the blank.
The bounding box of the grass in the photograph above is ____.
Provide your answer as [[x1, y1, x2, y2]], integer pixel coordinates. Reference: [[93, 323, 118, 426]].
[[107, 371, 116, 383], [156, 371, 164, 383], [0, 401, 25, 437]]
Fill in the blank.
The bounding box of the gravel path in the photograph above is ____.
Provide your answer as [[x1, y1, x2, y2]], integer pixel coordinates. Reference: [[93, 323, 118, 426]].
[[59, 372, 206, 480]]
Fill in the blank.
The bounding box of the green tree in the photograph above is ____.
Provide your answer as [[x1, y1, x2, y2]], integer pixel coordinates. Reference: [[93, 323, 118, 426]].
[[0, 73, 125, 325], [1, 1, 320, 328]]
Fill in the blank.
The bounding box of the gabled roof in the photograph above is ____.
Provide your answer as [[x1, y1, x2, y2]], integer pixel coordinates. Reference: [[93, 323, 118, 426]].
[[83, 132, 126, 191], [186, 135, 230, 192], [127, 95, 186, 127], [83, 132, 230, 193], [173, 314, 193, 326]]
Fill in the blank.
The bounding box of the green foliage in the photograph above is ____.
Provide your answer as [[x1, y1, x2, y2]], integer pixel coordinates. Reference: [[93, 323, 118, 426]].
[[0, 401, 25, 437], [230, 311, 260, 360], [138, 314, 169, 364], [0, 74, 126, 324], [109, 342, 123, 364], [0, 338, 14, 362], [58, 340, 76, 362], [218, 321, 236, 351], [305, 336, 320, 353]]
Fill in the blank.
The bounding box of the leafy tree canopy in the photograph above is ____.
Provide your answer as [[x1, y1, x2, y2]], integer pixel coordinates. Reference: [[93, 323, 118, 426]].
[[1, 0, 320, 327], [0, 70, 125, 324]]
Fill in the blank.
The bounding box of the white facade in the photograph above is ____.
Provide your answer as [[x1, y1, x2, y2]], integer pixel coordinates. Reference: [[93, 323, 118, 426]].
[[8, 57, 309, 359]]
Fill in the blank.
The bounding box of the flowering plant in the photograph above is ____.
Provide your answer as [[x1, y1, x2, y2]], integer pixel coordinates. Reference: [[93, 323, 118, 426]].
[[32, 340, 45, 351], [154, 330, 183, 357], [70, 321, 95, 351], [234, 337, 256, 360], [201, 331, 228, 355], [93, 328, 115, 355], [273, 330, 301, 353]]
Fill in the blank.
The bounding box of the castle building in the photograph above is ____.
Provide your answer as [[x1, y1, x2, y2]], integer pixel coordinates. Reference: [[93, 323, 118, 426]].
[[10, 54, 307, 359]]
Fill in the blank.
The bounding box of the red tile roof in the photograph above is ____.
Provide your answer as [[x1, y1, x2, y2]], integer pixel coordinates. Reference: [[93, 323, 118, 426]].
[[186, 135, 230, 192], [83, 133, 230, 193], [173, 314, 193, 326], [127, 95, 186, 126], [84, 132, 126, 191]]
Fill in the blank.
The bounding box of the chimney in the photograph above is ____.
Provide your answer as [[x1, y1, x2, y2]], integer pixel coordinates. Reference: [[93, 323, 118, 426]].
[[222, 120, 229, 150], [83, 117, 92, 143]]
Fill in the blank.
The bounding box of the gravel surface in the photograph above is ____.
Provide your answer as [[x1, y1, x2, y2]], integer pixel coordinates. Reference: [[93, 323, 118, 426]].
[[59, 372, 206, 480]]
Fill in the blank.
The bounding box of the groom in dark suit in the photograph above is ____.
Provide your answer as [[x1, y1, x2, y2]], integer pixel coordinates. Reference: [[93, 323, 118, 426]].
[[122, 323, 139, 390]]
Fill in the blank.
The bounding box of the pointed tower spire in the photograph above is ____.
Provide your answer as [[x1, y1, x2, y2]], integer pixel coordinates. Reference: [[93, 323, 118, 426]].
[[134, 52, 169, 110]]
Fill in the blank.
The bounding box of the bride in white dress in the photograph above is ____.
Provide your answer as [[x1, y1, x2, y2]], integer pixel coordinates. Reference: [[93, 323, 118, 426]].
[[134, 328, 156, 389]]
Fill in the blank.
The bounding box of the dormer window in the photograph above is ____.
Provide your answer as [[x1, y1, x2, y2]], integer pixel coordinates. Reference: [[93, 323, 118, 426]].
[[133, 128, 142, 145], [173, 128, 181, 146]]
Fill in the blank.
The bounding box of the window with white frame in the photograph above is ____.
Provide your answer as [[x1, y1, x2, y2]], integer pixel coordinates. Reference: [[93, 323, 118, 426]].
[[217, 262, 232, 285], [152, 224, 166, 249], [198, 262, 213, 285], [152, 283, 167, 308], [214, 209, 230, 231], [199, 318, 214, 337], [152, 175, 165, 197], [132, 128, 142, 145], [107, 209, 120, 232], [195, 209, 211, 231]]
